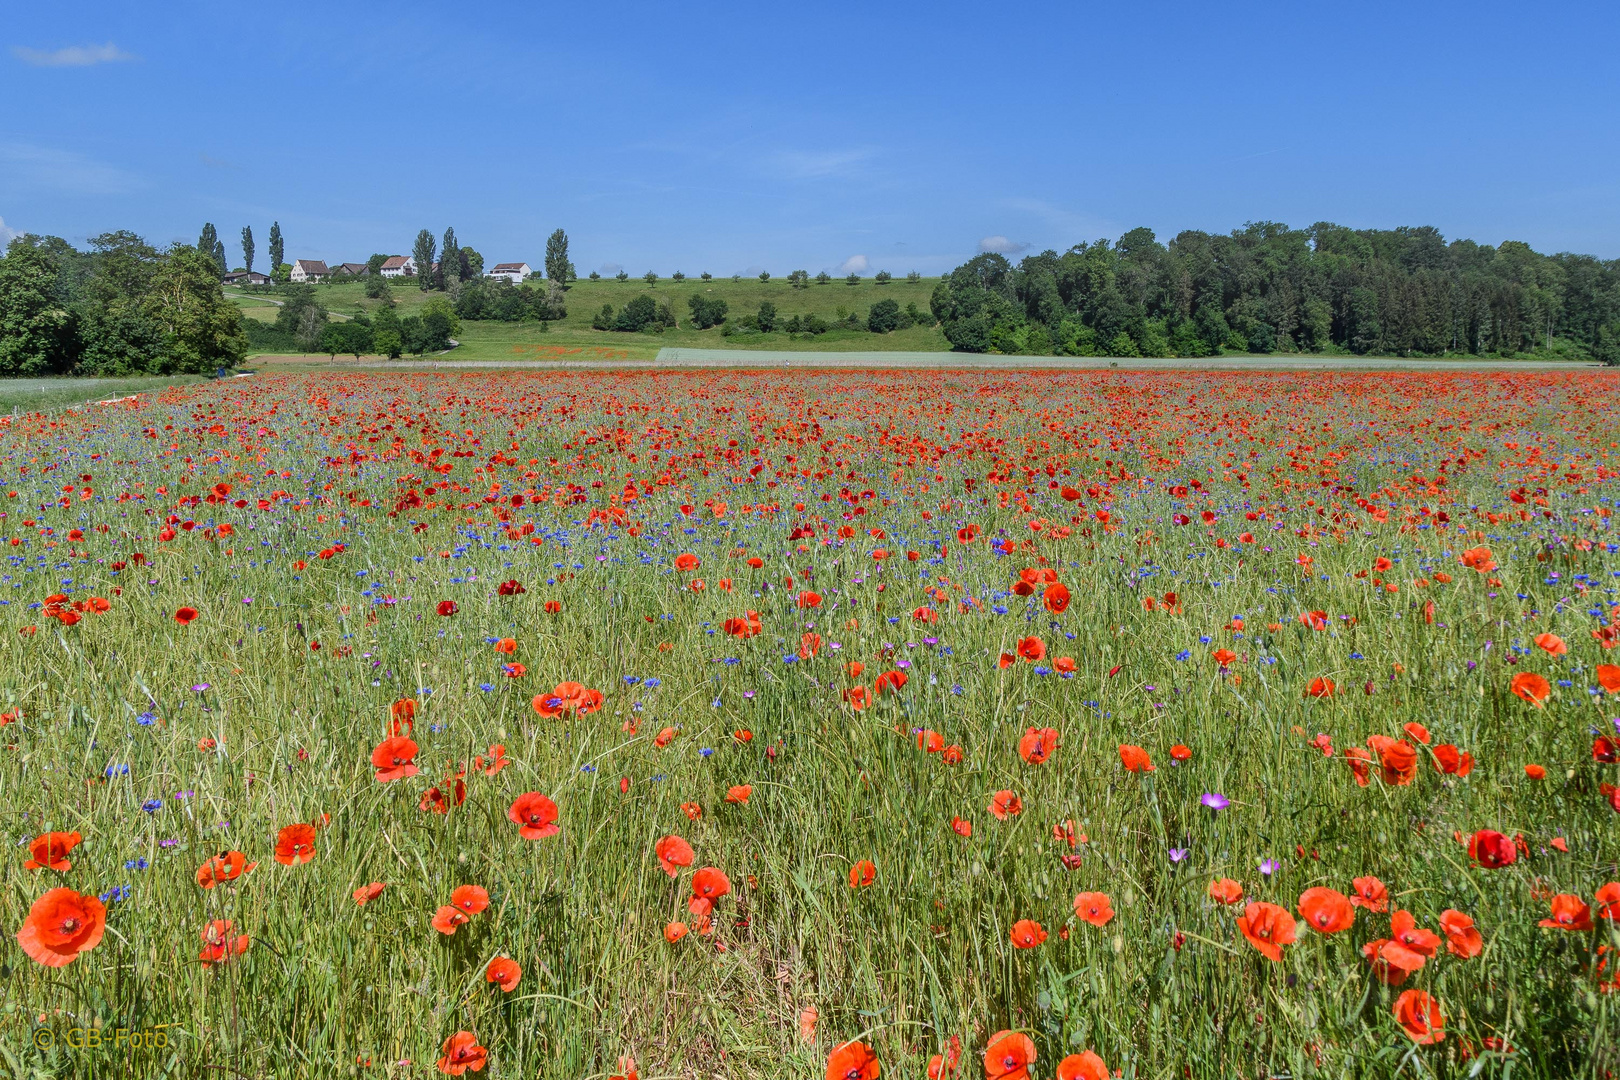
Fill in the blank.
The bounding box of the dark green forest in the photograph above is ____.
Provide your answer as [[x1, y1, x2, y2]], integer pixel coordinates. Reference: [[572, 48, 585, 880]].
[[931, 222, 1620, 361], [0, 233, 245, 377]]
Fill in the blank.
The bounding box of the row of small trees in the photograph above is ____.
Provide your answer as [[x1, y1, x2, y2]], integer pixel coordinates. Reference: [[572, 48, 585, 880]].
[[589, 268, 921, 286], [591, 294, 933, 336], [199, 221, 284, 279]]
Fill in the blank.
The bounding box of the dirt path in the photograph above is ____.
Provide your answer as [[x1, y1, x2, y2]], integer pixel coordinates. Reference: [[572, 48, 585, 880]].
[[247, 349, 1611, 373], [225, 288, 353, 321]]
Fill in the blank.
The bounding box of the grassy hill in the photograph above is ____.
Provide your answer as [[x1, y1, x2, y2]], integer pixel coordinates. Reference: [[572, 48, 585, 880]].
[[239, 275, 949, 360]]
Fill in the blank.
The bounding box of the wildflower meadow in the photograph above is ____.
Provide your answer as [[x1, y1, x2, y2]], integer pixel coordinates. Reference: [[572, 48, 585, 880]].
[[2, 368, 1619, 1079]]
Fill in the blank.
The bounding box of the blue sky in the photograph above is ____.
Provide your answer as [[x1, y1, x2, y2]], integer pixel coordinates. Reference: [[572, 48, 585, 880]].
[[3, 2, 1617, 274]]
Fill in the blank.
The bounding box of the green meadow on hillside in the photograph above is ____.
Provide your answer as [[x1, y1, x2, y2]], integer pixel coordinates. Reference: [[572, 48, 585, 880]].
[[237, 275, 949, 358]]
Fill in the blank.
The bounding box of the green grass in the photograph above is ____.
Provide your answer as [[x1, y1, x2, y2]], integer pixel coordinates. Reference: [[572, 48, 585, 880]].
[[0, 375, 210, 412], [5, 369, 1617, 1079], [246, 276, 949, 359]]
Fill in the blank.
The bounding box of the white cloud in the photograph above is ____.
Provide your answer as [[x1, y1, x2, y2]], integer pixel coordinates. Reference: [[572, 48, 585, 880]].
[[12, 42, 135, 68], [0, 217, 17, 245], [835, 254, 869, 275], [978, 235, 1030, 255], [0, 143, 134, 195]]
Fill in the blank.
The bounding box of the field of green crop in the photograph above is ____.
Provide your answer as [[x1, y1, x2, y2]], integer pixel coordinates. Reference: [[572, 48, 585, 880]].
[[2, 368, 1618, 1079]]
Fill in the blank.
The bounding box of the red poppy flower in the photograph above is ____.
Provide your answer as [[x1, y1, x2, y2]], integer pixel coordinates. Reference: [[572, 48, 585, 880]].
[[198, 919, 250, 966], [1236, 901, 1296, 961], [825, 1041, 879, 1080], [1467, 829, 1517, 869], [1533, 632, 1567, 656], [1044, 582, 1071, 614], [450, 884, 489, 914], [1073, 892, 1114, 927], [432, 906, 470, 935], [1538, 894, 1593, 931], [1377, 910, 1439, 972], [196, 850, 257, 889], [174, 606, 199, 625], [486, 956, 522, 992], [1509, 671, 1551, 707], [1016, 635, 1045, 662], [1118, 744, 1155, 772], [1056, 1051, 1109, 1080], [984, 1030, 1036, 1080], [436, 1030, 488, 1075], [847, 859, 877, 888], [725, 784, 752, 804], [1393, 989, 1445, 1044], [367, 732, 418, 779], [1432, 744, 1474, 776], [1009, 919, 1047, 948], [274, 823, 316, 866], [655, 835, 695, 876], [874, 669, 907, 695], [23, 831, 81, 872], [507, 793, 559, 839], [1297, 887, 1355, 934], [988, 790, 1023, 819], [1439, 909, 1483, 957], [353, 882, 386, 906], [436, 600, 458, 617], [1350, 875, 1388, 912], [1017, 726, 1058, 764], [1208, 878, 1244, 905], [16, 888, 107, 967]]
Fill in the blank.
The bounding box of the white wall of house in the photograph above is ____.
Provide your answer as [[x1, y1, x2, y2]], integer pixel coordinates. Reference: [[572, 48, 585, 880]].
[[485, 263, 531, 284]]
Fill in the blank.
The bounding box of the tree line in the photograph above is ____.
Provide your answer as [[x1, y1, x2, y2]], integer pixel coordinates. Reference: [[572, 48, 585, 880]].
[[589, 294, 933, 337], [197, 220, 283, 278], [0, 233, 246, 376], [930, 222, 1620, 361]]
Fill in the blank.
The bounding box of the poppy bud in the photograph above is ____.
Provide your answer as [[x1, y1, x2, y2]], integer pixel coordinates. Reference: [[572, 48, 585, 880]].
[[1364, 680, 1375, 695], [619, 776, 630, 794]]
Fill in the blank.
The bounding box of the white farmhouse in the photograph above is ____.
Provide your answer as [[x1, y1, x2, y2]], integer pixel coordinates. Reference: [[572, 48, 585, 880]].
[[289, 259, 330, 283], [486, 262, 532, 284], [379, 255, 417, 279]]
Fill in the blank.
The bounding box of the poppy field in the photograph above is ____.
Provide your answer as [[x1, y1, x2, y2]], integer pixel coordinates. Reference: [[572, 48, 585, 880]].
[[4, 368, 1620, 1079]]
